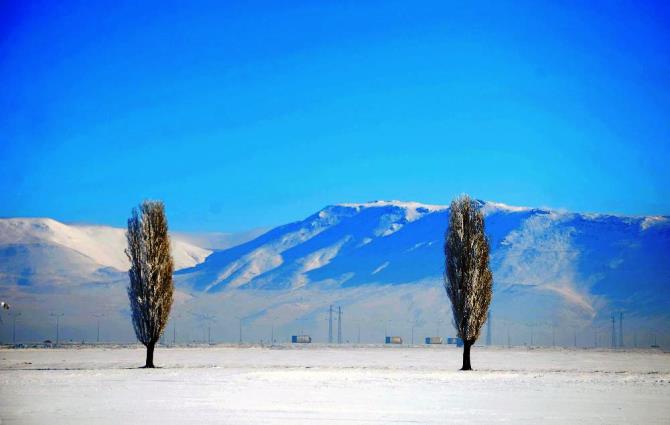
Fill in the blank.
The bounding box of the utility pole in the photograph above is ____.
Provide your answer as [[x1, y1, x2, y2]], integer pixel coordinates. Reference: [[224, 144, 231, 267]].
[[611, 314, 616, 348], [51, 313, 64, 346], [619, 311, 623, 347], [486, 311, 492, 346], [93, 313, 104, 343], [207, 315, 216, 345], [337, 306, 342, 344], [573, 327, 577, 347], [9, 312, 21, 345], [328, 305, 333, 344], [171, 313, 183, 347], [238, 317, 243, 344], [507, 323, 512, 348], [552, 325, 556, 347], [298, 317, 308, 336]]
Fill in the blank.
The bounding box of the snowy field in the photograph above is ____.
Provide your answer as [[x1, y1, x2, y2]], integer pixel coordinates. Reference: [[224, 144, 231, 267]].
[[1, 345, 668, 424]]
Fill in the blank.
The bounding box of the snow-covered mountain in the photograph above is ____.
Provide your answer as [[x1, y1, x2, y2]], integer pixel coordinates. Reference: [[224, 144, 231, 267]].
[[0, 218, 212, 287], [1, 201, 668, 346], [169, 201, 670, 344], [178, 200, 669, 319]]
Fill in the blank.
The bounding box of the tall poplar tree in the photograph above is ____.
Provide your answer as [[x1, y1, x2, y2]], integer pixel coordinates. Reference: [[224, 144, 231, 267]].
[[444, 195, 493, 370], [126, 201, 174, 368]]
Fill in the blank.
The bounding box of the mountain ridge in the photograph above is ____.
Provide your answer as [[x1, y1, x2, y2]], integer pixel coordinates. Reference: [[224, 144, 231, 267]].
[[0, 217, 212, 273], [177, 200, 669, 321], [1, 200, 668, 345]]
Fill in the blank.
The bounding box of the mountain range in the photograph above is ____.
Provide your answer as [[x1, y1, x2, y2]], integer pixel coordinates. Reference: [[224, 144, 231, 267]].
[[1, 200, 668, 346]]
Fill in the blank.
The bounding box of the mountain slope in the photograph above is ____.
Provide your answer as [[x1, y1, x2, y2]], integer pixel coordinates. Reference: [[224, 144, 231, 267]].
[[1, 202, 668, 345], [178, 200, 670, 322], [0, 218, 212, 288]]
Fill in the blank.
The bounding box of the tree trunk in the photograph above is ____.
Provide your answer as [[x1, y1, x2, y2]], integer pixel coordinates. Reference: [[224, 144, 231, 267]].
[[145, 341, 155, 368], [461, 339, 473, 371]]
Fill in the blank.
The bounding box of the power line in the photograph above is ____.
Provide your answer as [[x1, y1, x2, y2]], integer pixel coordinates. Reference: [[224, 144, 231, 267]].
[[190, 312, 216, 345]]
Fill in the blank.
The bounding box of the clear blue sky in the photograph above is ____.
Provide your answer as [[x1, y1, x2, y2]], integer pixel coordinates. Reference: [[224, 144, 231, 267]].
[[1, 0, 669, 232]]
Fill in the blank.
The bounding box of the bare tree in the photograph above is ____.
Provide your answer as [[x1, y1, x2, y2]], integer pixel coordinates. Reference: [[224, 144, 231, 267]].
[[126, 201, 174, 368], [444, 195, 493, 370]]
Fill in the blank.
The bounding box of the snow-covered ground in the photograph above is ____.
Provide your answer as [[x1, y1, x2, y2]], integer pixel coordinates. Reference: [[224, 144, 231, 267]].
[[1, 345, 668, 424]]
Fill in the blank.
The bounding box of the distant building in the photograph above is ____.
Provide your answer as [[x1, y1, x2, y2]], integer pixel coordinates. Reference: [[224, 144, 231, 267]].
[[447, 337, 463, 347]]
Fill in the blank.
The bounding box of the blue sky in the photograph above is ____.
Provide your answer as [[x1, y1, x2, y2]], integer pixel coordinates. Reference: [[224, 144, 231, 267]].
[[1, 0, 669, 232]]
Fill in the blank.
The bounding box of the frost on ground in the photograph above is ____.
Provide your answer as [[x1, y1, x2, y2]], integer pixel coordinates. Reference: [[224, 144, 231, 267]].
[[1, 345, 668, 424]]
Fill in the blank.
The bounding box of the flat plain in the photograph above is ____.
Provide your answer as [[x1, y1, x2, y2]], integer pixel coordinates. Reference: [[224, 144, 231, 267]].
[[1, 345, 668, 424]]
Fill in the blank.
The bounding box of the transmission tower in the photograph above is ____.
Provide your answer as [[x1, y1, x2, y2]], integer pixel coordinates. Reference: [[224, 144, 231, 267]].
[[50, 313, 64, 346], [553, 324, 557, 347], [337, 306, 342, 344], [93, 313, 104, 343], [328, 305, 333, 344], [9, 311, 21, 345]]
